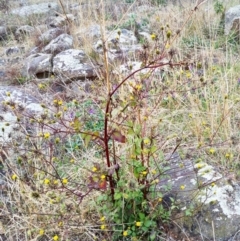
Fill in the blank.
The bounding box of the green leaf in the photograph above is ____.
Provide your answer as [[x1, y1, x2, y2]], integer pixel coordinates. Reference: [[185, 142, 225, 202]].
[[185, 209, 192, 216], [83, 134, 92, 148], [150, 232, 157, 240], [144, 219, 152, 228], [150, 145, 157, 154], [138, 212, 145, 220], [73, 117, 82, 131], [114, 192, 122, 200]]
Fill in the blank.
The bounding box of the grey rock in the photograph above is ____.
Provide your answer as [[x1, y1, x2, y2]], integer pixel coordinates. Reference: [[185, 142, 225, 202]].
[[5, 46, 24, 56], [43, 34, 73, 55], [156, 153, 240, 241], [0, 26, 7, 40], [0, 71, 5, 78], [53, 49, 96, 80], [38, 28, 65, 45], [95, 29, 141, 61], [15, 25, 34, 41], [11, 2, 59, 17], [22, 53, 53, 78], [47, 14, 75, 28], [0, 59, 6, 66], [225, 5, 240, 35], [0, 87, 43, 142], [78, 24, 101, 39]]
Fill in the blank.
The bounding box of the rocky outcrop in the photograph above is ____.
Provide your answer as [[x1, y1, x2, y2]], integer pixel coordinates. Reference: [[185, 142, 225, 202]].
[[53, 49, 96, 80], [38, 27, 65, 45], [225, 5, 240, 35], [95, 29, 142, 60], [47, 14, 75, 28], [43, 33, 73, 55], [11, 2, 59, 17], [157, 153, 240, 241], [22, 53, 53, 78], [15, 25, 34, 41], [0, 86, 43, 142], [0, 26, 7, 41]]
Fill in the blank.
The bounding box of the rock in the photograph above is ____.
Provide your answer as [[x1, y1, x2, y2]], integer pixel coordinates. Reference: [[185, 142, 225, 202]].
[[0, 26, 7, 41], [156, 153, 240, 241], [22, 53, 53, 79], [43, 34, 73, 55], [0, 87, 43, 142], [0, 59, 6, 66], [95, 29, 142, 61], [47, 14, 75, 28], [11, 2, 59, 17], [225, 5, 240, 35], [77, 24, 101, 40], [5, 47, 24, 56], [15, 25, 34, 41], [53, 49, 96, 80], [38, 28, 65, 45], [76, 24, 101, 47]]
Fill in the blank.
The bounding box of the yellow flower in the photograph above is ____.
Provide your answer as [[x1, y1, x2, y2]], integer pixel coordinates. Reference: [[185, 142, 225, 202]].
[[225, 153, 232, 159], [186, 71, 192, 78], [92, 166, 98, 172], [150, 34, 156, 40], [11, 174, 17, 181], [151, 169, 157, 175], [135, 221, 141, 227], [52, 157, 57, 162], [180, 185, 185, 190], [39, 229, 45, 235], [143, 138, 150, 145], [62, 178, 68, 185], [101, 225, 106, 230], [100, 175, 106, 180], [159, 197, 162, 202], [211, 182, 216, 187], [166, 30, 171, 38], [135, 84, 142, 91], [55, 137, 60, 144], [141, 171, 147, 176], [53, 180, 58, 185], [38, 83, 44, 89], [123, 230, 128, 236], [179, 163, 184, 168], [52, 235, 59, 241], [100, 216, 105, 222], [165, 43, 170, 49], [196, 163, 204, 169], [44, 179, 50, 185], [44, 132, 50, 139], [209, 148, 215, 155], [6, 91, 11, 97], [56, 112, 62, 118], [70, 159, 75, 163]]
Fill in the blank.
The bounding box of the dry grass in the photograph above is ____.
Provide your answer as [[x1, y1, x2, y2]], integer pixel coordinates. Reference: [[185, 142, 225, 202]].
[[1, 0, 240, 240]]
